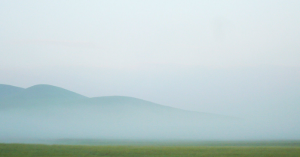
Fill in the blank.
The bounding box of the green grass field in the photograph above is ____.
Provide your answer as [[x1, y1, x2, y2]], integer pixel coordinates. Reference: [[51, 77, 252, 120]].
[[1, 143, 300, 157]]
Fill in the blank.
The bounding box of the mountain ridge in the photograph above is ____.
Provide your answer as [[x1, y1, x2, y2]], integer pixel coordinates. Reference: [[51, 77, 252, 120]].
[[0, 84, 234, 119], [0, 84, 25, 98], [0, 84, 240, 140]]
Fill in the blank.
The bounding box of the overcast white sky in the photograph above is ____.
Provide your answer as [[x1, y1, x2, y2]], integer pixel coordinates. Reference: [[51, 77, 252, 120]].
[[1, 0, 300, 70]]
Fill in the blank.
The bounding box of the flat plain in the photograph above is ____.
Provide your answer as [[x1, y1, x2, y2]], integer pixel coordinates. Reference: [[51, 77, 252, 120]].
[[1, 143, 300, 157]]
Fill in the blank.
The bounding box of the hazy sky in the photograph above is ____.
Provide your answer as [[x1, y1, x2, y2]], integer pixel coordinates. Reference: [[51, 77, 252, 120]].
[[0, 0, 300, 117], [1, 0, 300, 69]]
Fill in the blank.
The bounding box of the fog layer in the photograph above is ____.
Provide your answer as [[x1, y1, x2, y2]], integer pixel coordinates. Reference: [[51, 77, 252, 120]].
[[0, 80, 299, 141]]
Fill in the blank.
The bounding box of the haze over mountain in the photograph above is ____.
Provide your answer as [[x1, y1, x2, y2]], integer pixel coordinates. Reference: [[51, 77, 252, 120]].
[[0, 84, 238, 141], [1, 82, 299, 141], [0, 84, 24, 98]]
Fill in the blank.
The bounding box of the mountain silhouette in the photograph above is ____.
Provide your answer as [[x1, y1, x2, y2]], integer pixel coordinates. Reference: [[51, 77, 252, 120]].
[[24, 84, 87, 100], [0, 84, 237, 140], [0, 84, 24, 98], [0, 84, 87, 109]]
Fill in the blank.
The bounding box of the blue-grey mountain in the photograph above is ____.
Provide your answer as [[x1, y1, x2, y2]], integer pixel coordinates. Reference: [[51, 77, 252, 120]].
[[0, 84, 237, 140]]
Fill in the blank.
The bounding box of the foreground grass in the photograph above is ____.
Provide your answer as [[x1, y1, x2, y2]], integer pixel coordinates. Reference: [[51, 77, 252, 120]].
[[1, 144, 300, 157]]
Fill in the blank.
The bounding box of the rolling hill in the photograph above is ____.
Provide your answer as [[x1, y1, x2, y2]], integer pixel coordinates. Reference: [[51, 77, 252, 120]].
[[0, 84, 238, 140], [0, 84, 87, 109], [0, 84, 24, 98]]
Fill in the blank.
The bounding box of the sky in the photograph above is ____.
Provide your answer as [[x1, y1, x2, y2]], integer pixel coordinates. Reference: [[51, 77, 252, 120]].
[[1, 0, 300, 69], [0, 0, 300, 117]]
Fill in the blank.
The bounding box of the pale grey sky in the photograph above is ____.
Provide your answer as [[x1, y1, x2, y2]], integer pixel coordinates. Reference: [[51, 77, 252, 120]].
[[1, 0, 300, 70]]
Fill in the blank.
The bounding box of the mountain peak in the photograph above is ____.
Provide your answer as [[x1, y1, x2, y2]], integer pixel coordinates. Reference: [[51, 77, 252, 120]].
[[23, 84, 87, 100], [27, 84, 65, 90]]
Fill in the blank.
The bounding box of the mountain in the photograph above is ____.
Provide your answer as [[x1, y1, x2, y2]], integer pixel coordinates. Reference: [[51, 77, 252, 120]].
[[24, 84, 87, 100], [0, 84, 238, 140], [0, 84, 228, 119], [0, 84, 87, 109], [0, 84, 24, 98]]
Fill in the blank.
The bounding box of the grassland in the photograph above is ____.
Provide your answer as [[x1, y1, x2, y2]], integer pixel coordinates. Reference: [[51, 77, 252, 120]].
[[1, 143, 300, 157]]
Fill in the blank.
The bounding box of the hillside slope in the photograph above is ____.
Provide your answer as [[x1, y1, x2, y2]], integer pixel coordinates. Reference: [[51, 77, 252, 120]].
[[0, 84, 237, 140], [0, 84, 24, 98], [0, 84, 87, 109]]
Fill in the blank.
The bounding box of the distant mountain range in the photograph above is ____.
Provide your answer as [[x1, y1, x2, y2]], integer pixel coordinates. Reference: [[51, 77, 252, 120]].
[[0, 84, 229, 118], [0, 84, 239, 140]]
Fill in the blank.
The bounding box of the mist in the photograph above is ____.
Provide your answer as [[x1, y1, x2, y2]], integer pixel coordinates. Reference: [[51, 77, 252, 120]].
[[0, 0, 300, 143]]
